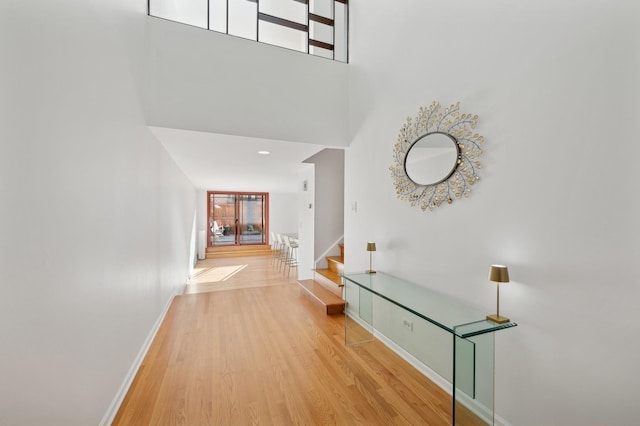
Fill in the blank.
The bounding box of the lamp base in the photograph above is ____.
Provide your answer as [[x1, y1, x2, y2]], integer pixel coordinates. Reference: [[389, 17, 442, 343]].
[[365, 269, 377, 274], [486, 314, 510, 324]]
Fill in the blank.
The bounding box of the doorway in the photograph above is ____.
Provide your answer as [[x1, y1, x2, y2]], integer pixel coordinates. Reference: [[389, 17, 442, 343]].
[[207, 191, 269, 247]]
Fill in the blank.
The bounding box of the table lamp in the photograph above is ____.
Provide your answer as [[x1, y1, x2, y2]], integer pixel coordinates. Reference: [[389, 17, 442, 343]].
[[366, 242, 377, 274], [486, 264, 510, 324]]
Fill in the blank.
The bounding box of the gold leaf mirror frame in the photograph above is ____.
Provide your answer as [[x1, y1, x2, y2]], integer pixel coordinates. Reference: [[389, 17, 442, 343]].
[[390, 101, 485, 212]]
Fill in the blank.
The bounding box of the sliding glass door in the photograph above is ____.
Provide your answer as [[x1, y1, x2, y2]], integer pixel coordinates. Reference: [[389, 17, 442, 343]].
[[208, 191, 269, 246]]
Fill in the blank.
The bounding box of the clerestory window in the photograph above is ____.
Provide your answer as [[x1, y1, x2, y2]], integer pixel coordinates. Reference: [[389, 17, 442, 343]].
[[149, 0, 348, 63]]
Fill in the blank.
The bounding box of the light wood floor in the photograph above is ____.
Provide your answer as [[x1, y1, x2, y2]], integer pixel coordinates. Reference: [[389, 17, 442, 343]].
[[113, 255, 467, 425]]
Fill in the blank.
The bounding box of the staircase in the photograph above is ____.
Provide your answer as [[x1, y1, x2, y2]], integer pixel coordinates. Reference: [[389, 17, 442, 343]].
[[206, 244, 273, 259], [297, 243, 345, 315]]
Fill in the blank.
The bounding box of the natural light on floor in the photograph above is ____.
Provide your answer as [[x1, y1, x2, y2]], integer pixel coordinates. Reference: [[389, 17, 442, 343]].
[[189, 264, 248, 284]]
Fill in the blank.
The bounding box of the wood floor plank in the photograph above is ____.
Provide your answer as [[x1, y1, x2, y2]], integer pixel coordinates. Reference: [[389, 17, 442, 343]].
[[113, 255, 464, 425]]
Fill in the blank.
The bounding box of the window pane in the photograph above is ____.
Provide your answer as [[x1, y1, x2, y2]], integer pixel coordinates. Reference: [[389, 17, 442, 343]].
[[334, 2, 348, 62], [260, 0, 307, 25], [310, 21, 333, 45], [150, 0, 207, 29], [229, 0, 257, 40], [239, 195, 266, 245], [310, 0, 333, 19], [310, 45, 333, 60], [259, 20, 306, 53], [209, 0, 228, 33], [211, 194, 236, 246]]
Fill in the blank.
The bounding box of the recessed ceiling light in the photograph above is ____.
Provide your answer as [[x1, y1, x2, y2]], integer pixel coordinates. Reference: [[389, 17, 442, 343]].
[[257, 150, 271, 155]]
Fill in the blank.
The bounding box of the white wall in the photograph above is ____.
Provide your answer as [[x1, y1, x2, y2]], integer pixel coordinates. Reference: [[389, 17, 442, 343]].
[[0, 1, 197, 424], [346, 1, 640, 425], [197, 188, 209, 248], [144, 16, 349, 147], [304, 149, 345, 261], [297, 164, 316, 280], [269, 192, 299, 244]]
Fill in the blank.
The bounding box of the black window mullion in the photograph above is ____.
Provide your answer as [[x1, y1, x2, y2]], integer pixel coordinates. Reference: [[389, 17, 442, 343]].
[[309, 13, 333, 26], [258, 12, 308, 32], [309, 39, 333, 51]]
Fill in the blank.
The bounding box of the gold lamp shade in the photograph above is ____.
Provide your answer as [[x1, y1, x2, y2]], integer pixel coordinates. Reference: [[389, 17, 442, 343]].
[[486, 264, 510, 324], [488, 265, 509, 283], [366, 242, 377, 273]]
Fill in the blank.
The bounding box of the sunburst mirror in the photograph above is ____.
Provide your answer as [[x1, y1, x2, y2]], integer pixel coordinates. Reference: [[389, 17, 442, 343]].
[[390, 101, 484, 212]]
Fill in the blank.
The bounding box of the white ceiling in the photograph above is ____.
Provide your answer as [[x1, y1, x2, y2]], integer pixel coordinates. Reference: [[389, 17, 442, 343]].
[[150, 126, 327, 193]]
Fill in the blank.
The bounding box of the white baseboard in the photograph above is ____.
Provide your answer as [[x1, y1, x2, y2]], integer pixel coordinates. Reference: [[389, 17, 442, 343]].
[[345, 312, 509, 426], [494, 411, 512, 426], [372, 329, 453, 395], [99, 287, 180, 426]]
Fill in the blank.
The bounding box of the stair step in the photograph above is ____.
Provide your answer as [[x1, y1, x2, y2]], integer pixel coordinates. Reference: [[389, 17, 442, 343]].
[[207, 244, 272, 252], [314, 268, 343, 287], [298, 279, 345, 315], [326, 256, 344, 274], [206, 244, 273, 259]]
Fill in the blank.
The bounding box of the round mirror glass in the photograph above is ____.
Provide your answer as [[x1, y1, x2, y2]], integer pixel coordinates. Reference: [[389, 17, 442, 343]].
[[404, 133, 459, 185]]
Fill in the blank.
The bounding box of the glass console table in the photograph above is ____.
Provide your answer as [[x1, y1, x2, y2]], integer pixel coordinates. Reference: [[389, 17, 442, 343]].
[[342, 272, 517, 426]]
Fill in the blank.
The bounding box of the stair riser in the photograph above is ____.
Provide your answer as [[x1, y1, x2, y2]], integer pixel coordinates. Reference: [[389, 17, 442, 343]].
[[299, 290, 344, 315], [313, 273, 343, 297], [206, 244, 273, 259], [327, 260, 344, 275], [298, 279, 345, 316], [207, 244, 272, 253], [326, 304, 344, 315], [206, 251, 273, 259]]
